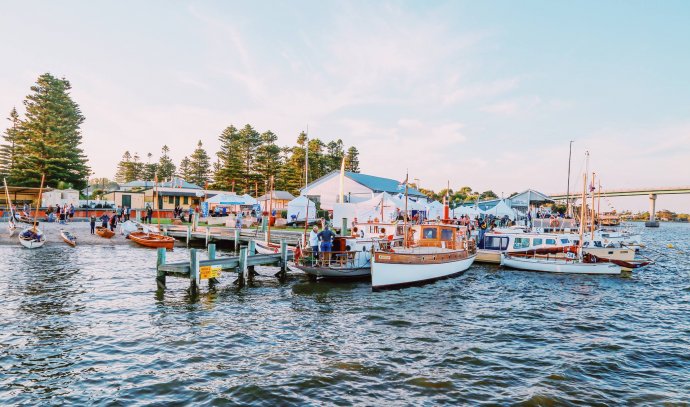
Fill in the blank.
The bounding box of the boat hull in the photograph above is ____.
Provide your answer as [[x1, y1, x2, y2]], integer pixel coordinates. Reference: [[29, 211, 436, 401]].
[[372, 251, 476, 291], [19, 228, 46, 249], [291, 264, 371, 279], [128, 232, 175, 250], [96, 227, 115, 239], [476, 249, 501, 264], [255, 240, 295, 254], [60, 230, 77, 247], [500, 253, 621, 275]]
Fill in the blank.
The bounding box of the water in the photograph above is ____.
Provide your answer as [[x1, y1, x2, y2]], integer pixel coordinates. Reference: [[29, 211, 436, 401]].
[[1, 223, 689, 405]]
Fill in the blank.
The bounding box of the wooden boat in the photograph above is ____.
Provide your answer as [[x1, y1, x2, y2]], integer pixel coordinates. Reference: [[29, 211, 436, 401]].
[[96, 226, 115, 238], [60, 229, 77, 247], [501, 252, 621, 275], [255, 240, 296, 254], [127, 231, 175, 250], [17, 174, 46, 249], [371, 224, 476, 291], [19, 227, 46, 248]]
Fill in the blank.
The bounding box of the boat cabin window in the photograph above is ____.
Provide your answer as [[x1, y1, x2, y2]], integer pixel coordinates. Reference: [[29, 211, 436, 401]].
[[560, 238, 570, 244], [532, 238, 543, 246], [397, 226, 404, 236], [513, 237, 530, 249], [440, 228, 454, 241], [545, 238, 556, 245], [422, 227, 437, 239], [484, 236, 509, 250]]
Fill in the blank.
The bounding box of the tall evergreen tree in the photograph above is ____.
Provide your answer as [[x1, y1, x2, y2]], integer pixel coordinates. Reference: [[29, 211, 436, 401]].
[[325, 139, 345, 173], [345, 146, 360, 173], [213, 125, 243, 190], [115, 151, 132, 183], [237, 124, 261, 193], [143, 152, 157, 181], [178, 156, 193, 182], [127, 152, 144, 182], [0, 107, 21, 179], [254, 130, 281, 194], [187, 140, 210, 186], [10, 73, 91, 188], [157, 145, 176, 180], [307, 138, 326, 180]]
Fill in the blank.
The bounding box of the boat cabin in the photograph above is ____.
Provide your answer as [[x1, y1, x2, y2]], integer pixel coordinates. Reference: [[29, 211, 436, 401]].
[[479, 233, 573, 252], [410, 224, 465, 249]]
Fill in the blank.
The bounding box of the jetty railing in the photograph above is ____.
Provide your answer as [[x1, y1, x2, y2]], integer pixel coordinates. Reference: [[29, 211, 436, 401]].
[[156, 240, 293, 293]]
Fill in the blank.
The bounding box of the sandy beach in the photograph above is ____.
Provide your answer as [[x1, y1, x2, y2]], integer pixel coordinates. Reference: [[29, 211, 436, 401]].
[[0, 220, 149, 247]]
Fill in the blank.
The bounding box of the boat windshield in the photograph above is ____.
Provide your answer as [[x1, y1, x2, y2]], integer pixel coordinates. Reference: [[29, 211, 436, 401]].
[[422, 227, 437, 239], [514, 237, 530, 249], [440, 228, 453, 241]]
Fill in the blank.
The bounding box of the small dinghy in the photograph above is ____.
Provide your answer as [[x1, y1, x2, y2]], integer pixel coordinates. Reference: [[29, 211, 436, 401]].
[[19, 227, 46, 249], [127, 231, 175, 250], [96, 226, 115, 239], [60, 229, 77, 247], [501, 252, 622, 275]]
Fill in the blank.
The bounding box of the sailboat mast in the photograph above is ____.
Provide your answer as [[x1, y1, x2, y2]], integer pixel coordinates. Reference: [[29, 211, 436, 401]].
[[566, 140, 573, 217], [302, 130, 310, 242], [597, 179, 601, 221], [33, 174, 45, 232], [403, 171, 409, 247], [3, 178, 14, 220], [578, 172, 587, 251], [590, 172, 596, 240], [155, 174, 160, 231], [267, 176, 274, 243]]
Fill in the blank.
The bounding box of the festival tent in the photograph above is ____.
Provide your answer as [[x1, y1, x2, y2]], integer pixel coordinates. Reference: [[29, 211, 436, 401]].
[[452, 204, 481, 218], [287, 196, 317, 222], [480, 199, 516, 220], [333, 192, 404, 227], [206, 193, 251, 206], [241, 194, 258, 206], [425, 200, 444, 219]]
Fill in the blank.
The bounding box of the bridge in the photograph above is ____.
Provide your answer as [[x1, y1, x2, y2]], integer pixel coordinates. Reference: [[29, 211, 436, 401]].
[[549, 186, 690, 228]]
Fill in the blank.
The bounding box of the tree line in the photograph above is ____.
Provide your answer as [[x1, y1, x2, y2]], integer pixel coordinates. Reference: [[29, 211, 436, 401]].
[[114, 126, 361, 196], [0, 73, 90, 189], [415, 186, 500, 206]]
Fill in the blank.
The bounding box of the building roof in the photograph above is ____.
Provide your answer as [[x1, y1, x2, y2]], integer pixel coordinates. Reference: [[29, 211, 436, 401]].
[[120, 177, 202, 190], [303, 171, 426, 197], [508, 189, 553, 206], [257, 191, 296, 201]]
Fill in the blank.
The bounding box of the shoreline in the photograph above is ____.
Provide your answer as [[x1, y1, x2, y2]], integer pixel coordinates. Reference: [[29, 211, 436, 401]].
[[1, 220, 140, 247]]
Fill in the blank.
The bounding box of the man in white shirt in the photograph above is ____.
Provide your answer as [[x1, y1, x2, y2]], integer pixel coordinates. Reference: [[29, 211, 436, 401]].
[[309, 225, 319, 256]]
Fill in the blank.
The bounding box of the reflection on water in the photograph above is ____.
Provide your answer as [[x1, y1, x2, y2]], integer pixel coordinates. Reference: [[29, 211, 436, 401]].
[[0, 223, 689, 404]]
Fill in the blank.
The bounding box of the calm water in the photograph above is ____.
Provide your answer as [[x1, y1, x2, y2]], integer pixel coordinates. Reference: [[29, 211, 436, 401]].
[[1, 223, 689, 405]]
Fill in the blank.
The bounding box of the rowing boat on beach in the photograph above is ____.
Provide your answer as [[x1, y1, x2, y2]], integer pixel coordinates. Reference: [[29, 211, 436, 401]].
[[127, 231, 175, 250], [60, 229, 77, 247], [96, 226, 115, 238]]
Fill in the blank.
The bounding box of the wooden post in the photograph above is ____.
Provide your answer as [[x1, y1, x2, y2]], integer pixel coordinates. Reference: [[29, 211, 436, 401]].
[[342, 217, 348, 236], [186, 225, 191, 247], [277, 239, 288, 280], [261, 216, 267, 232], [247, 240, 256, 275], [189, 248, 200, 294], [162, 226, 168, 237], [208, 243, 218, 287], [234, 228, 241, 255], [205, 226, 210, 246], [238, 247, 248, 287], [192, 212, 198, 231], [156, 247, 167, 290]]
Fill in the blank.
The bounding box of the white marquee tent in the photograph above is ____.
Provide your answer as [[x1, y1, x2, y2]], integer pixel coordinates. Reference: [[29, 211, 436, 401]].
[[425, 200, 444, 219], [481, 199, 517, 219], [287, 195, 317, 222]]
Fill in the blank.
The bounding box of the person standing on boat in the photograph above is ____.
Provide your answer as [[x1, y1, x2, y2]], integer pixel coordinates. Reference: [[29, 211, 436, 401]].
[[317, 225, 335, 265], [90, 214, 97, 234], [309, 226, 320, 257]]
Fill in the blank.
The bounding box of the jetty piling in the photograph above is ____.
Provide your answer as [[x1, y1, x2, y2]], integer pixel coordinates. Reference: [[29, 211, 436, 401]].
[[155, 240, 293, 292]]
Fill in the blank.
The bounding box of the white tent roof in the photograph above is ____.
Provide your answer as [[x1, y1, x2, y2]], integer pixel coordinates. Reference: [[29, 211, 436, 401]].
[[241, 194, 258, 205], [287, 196, 317, 221], [481, 199, 516, 219], [453, 205, 481, 217], [206, 193, 252, 205], [426, 200, 444, 218]]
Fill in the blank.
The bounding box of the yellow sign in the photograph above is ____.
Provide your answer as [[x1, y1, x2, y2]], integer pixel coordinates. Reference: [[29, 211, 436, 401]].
[[200, 265, 222, 279]]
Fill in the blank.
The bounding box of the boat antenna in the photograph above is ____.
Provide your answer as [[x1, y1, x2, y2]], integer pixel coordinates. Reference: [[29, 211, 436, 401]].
[[591, 172, 596, 240], [33, 174, 45, 233]]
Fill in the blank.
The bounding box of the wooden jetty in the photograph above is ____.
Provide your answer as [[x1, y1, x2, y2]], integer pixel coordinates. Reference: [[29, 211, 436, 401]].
[[157, 224, 302, 247], [156, 240, 294, 293]]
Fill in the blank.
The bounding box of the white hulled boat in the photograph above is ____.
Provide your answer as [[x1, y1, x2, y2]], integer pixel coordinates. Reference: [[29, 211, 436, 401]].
[[500, 252, 621, 275]]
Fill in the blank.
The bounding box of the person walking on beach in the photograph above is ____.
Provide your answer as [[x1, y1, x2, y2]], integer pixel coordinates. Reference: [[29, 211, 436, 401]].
[[100, 213, 109, 229], [69, 204, 75, 222], [124, 206, 130, 221], [116, 206, 122, 222], [109, 211, 118, 231], [90, 214, 96, 234]]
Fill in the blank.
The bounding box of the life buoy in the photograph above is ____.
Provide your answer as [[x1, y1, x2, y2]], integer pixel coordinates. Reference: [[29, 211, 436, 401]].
[[549, 217, 559, 228]]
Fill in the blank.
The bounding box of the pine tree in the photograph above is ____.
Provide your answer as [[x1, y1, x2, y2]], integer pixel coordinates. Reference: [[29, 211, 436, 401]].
[[213, 125, 243, 190], [157, 145, 176, 180], [115, 151, 132, 183], [254, 130, 281, 192], [142, 152, 158, 181], [237, 124, 261, 193], [127, 152, 144, 182], [307, 138, 326, 180], [325, 139, 345, 173], [187, 140, 210, 186], [345, 146, 360, 173], [0, 107, 21, 180], [10, 73, 91, 189], [178, 156, 193, 181]]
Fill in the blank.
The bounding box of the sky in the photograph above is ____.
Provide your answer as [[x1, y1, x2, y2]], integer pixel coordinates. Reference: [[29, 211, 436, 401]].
[[0, 0, 688, 211]]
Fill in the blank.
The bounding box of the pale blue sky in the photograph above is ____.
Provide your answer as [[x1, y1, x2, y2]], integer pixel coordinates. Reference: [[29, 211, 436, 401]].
[[1, 1, 688, 211]]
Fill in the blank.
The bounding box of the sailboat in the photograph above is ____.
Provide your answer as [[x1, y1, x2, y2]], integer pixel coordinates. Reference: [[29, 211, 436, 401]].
[[127, 174, 175, 250], [500, 171, 622, 275], [255, 175, 297, 255], [3, 178, 17, 237], [18, 174, 46, 249]]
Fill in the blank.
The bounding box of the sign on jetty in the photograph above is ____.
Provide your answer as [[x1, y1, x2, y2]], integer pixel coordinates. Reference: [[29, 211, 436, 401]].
[[156, 241, 293, 293]]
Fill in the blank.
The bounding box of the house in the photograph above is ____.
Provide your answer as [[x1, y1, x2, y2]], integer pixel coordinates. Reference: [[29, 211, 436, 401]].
[[257, 191, 295, 211], [118, 177, 202, 192], [103, 191, 146, 210], [507, 190, 553, 214], [143, 187, 229, 210], [300, 171, 427, 211], [42, 189, 80, 208]]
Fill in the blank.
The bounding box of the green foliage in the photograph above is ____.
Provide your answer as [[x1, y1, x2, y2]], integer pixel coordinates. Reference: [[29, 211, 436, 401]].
[[0, 107, 20, 179], [157, 145, 176, 180], [178, 156, 193, 182], [188, 140, 211, 186], [213, 125, 243, 191], [345, 146, 360, 173], [6, 73, 91, 189]]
